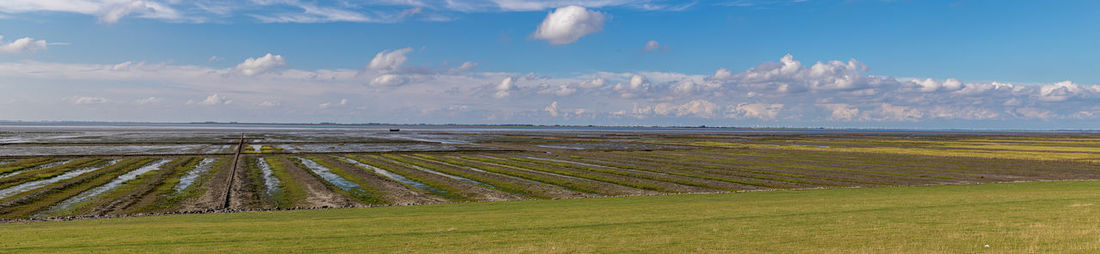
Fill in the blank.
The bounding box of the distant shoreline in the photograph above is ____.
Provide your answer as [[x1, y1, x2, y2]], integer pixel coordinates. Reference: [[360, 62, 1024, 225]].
[[0, 120, 1097, 133]]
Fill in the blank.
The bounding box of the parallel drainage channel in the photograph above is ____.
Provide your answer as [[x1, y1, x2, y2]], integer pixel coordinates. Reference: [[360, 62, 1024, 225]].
[[257, 158, 281, 196], [174, 158, 216, 193], [380, 156, 496, 189], [0, 160, 73, 180], [297, 157, 370, 196], [34, 159, 169, 218], [0, 160, 116, 200], [342, 157, 446, 194]]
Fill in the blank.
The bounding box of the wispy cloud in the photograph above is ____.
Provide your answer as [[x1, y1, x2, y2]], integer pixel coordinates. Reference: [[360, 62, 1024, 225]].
[[0, 0, 691, 24]]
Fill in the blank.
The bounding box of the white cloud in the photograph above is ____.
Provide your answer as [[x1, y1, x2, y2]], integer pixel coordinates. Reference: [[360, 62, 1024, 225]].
[[235, 53, 287, 76], [188, 94, 231, 105], [371, 74, 408, 86], [250, 2, 373, 23], [1038, 81, 1085, 102], [720, 54, 870, 91], [678, 100, 719, 118], [877, 103, 922, 121], [320, 98, 349, 109], [642, 40, 665, 52], [4, 53, 1100, 126], [368, 48, 413, 72], [0, 36, 49, 54], [613, 74, 650, 98], [728, 103, 783, 120], [539, 84, 577, 96], [545, 101, 560, 117], [531, 6, 606, 45], [927, 106, 999, 120], [649, 100, 719, 118], [672, 79, 697, 94], [579, 77, 605, 88], [494, 77, 515, 98], [819, 103, 861, 121], [99, 0, 181, 23], [710, 68, 732, 80], [134, 96, 162, 104], [448, 61, 479, 73], [1015, 107, 1054, 120], [0, 0, 185, 24], [68, 96, 108, 104], [912, 78, 963, 92], [490, 0, 682, 11], [0, 0, 685, 25]]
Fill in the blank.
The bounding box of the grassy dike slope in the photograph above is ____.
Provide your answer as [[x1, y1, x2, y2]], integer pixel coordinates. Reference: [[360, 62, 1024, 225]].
[[1, 181, 1098, 253]]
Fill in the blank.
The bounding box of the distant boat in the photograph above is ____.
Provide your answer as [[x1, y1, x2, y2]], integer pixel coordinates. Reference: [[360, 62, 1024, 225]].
[[389, 128, 400, 132]]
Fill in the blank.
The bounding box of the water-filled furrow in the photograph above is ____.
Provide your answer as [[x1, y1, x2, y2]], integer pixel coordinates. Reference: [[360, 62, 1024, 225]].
[[436, 156, 547, 185], [251, 145, 262, 153], [202, 145, 229, 153], [174, 158, 215, 193], [342, 157, 446, 193], [0, 160, 115, 199], [34, 159, 170, 217], [297, 157, 369, 195], [522, 156, 613, 169], [257, 158, 280, 195], [0, 159, 73, 179], [522, 156, 671, 176], [474, 155, 592, 181], [384, 157, 495, 189]]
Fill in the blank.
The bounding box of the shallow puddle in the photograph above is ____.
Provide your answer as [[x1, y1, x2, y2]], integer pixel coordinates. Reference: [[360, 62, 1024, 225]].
[[201, 145, 231, 153], [174, 158, 216, 193], [34, 159, 169, 218], [297, 157, 369, 195], [384, 157, 495, 189], [535, 144, 586, 150], [251, 145, 262, 153], [257, 158, 281, 196], [0, 160, 115, 199], [343, 157, 446, 193]]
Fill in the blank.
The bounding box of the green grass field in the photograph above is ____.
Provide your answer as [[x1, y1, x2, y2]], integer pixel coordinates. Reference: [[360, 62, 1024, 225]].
[[1, 180, 1097, 253]]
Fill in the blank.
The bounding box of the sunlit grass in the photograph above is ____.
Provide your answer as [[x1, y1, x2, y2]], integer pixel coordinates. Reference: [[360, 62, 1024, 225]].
[[2, 180, 1097, 253]]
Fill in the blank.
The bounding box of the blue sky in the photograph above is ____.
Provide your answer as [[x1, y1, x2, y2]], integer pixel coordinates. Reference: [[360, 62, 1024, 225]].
[[0, 0, 1099, 129]]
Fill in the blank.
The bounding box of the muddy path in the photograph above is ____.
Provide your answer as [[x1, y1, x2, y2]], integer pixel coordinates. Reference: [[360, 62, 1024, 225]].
[[229, 157, 267, 210], [273, 157, 359, 208], [319, 156, 446, 205], [176, 157, 233, 211]]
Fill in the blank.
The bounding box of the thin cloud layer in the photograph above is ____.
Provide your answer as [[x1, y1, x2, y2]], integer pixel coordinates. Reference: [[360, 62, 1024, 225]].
[[0, 0, 683, 24], [1, 52, 1099, 127]]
